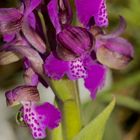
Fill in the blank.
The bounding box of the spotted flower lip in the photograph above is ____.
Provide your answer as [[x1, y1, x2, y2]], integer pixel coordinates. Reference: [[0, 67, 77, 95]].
[[44, 53, 106, 98], [56, 26, 94, 60], [5, 85, 61, 139], [22, 101, 61, 139], [75, 0, 108, 28], [5, 85, 40, 107]]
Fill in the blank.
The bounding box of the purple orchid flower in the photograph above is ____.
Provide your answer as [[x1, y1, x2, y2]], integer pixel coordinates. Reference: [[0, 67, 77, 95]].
[[46, 1, 107, 98], [5, 85, 61, 139], [0, 0, 46, 53]]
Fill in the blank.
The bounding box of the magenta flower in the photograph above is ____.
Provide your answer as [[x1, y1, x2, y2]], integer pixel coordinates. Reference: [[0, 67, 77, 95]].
[[0, 0, 46, 53], [5, 85, 61, 139], [44, 52, 106, 99]]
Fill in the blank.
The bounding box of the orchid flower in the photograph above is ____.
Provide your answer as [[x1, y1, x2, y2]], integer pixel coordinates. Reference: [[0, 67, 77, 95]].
[[0, 0, 46, 53], [5, 85, 61, 139]]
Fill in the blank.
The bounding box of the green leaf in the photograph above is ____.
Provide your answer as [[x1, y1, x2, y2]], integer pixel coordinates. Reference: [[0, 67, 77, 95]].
[[73, 97, 116, 140]]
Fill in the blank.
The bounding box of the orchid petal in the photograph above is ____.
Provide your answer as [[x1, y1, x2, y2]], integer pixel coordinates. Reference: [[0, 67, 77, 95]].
[[48, 0, 62, 33], [0, 8, 23, 34], [5, 86, 40, 107], [27, 12, 36, 29], [35, 102, 61, 129], [75, 0, 108, 27], [57, 26, 94, 59], [100, 16, 127, 39], [96, 37, 134, 69], [22, 101, 61, 139], [23, 0, 42, 16], [94, 0, 108, 27], [67, 58, 87, 80], [84, 63, 106, 99], [3, 34, 16, 42], [44, 53, 69, 80], [22, 22, 46, 53]]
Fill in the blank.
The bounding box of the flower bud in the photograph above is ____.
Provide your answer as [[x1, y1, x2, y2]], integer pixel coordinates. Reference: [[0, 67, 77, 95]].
[[57, 26, 94, 60], [96, 37, 134, 70], [5, 86, 40, 107]]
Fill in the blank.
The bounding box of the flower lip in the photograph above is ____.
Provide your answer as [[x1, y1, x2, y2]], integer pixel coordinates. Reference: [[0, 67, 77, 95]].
[[5, 85, 40, 107], [56, 26, 94, 60]]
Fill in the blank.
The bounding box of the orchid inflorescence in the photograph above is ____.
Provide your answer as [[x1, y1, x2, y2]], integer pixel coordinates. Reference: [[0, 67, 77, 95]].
[[0, 0, 134, 139]]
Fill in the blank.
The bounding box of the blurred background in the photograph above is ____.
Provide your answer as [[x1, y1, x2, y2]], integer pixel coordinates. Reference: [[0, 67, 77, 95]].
[[0, 0, 140, 140]]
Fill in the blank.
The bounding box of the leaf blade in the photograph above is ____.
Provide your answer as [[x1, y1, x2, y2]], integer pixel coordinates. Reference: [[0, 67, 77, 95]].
[[73, 97, 116, 140]]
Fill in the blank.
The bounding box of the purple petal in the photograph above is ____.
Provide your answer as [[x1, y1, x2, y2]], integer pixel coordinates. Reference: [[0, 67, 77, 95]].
[[35, 102, 61, 129], [94, 0, 108, 27], [84, 63, 106, 99], [5, 86, 40, 106], [22, 22, 46, 53], [24, 67, 39, 86], [96, 37, 134, 69], [101, 16, 127, 39], [47, 0, 62, 33], [22, 102, 61, 139], [23, 0, 42, 16], [22, 102, 46, 139], [27, 12, 36, 29], [57, 26, 94, 59], [75, 0, 108, 27], [3, 34, 16, 42], [8, 42, 44, 74], [0, 8, 23, 34], [67, 58, 87, 80], [44, 53, 69, 80]]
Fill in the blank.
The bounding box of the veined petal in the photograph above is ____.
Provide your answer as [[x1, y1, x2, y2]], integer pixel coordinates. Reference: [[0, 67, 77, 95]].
[[24, 67, 39, 86], [75, 0, 108, 27], [23, 0, 42, 16], [23, 58, 38, 86], [96, 37, 134, 69], [21, 101, 61, 139], [5, 85, 40, 106], [48, 0, 62, 33], [0, 8, 23, 34], [22, 22, 46, 53], [14, 46, 43, 74], [44, 53, 69, 80], [57, 26, 94, 60], [84, 63, 106, 99], [0, 51, 21, 65]]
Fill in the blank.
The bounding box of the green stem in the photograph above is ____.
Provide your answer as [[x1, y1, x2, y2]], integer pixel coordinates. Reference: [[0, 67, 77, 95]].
[[50, 78, 82, 140]]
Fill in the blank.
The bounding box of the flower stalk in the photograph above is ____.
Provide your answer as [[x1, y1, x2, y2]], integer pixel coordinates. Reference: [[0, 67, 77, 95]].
[[50, 78, 82, 140]]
